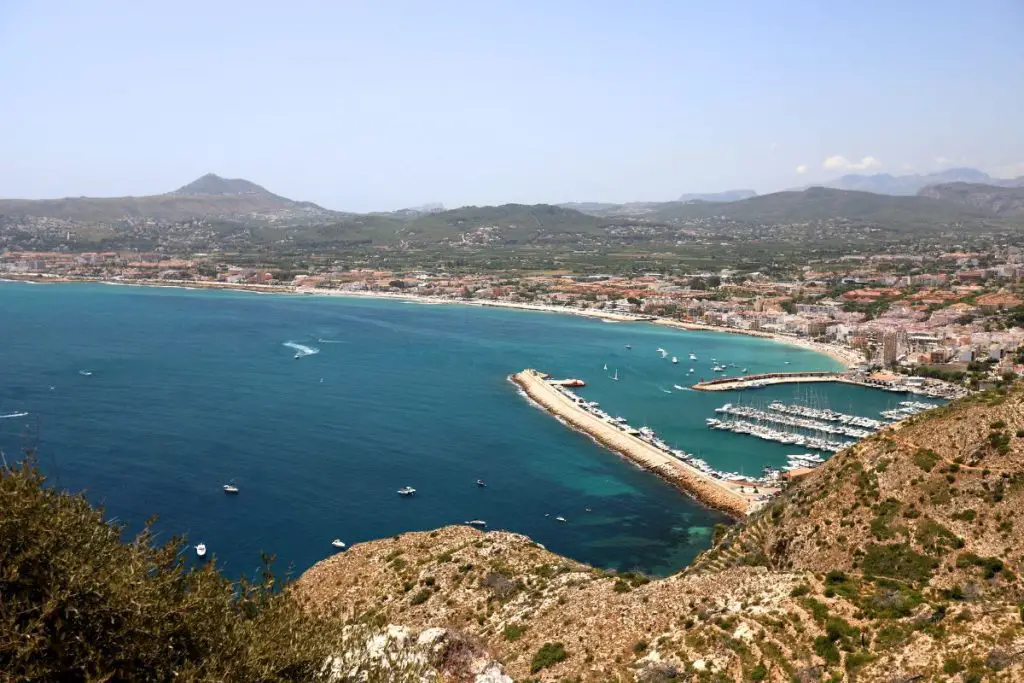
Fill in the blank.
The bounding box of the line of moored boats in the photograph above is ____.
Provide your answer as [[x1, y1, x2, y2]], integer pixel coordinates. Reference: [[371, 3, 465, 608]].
[[705, 417, 856, 453], [546, 379, 766, 486], [714, 403, 874, 439]]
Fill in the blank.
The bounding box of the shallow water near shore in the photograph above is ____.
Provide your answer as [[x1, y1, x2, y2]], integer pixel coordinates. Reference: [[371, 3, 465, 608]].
[[0, 282, 927, 576]]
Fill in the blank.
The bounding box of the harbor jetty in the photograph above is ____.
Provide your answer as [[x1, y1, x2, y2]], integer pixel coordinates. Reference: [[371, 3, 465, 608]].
[[511, 369, 774, 518], [693, 371, 844, 392], [692, 371, 966, 399]]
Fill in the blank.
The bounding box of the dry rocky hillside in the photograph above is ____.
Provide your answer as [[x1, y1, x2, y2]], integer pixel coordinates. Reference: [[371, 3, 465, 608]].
[[296, 385, 1024, 682]]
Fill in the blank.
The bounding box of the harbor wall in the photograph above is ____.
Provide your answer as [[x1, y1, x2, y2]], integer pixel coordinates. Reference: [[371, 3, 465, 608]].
[[511, 369, 752, 518], [692, 371, 842, 391]]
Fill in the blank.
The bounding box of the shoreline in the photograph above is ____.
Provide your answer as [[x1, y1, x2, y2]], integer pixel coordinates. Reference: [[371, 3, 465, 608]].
[[0, 274, 859, 369], [511, 369, 765, 518]]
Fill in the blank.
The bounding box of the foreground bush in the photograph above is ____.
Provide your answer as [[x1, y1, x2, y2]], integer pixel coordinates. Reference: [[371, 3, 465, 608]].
[[0, 458, 422, 681]]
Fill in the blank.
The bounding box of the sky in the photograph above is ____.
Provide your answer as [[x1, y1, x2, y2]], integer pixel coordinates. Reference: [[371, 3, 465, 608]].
[[0, 1, 1022, 211]]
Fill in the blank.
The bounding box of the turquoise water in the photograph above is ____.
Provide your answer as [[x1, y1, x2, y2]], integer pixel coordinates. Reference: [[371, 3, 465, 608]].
[[0, 282, 927, 576]]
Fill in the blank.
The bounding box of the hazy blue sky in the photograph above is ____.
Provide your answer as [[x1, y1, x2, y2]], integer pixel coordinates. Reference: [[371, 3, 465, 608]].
[[1, 1, 1021, 211]]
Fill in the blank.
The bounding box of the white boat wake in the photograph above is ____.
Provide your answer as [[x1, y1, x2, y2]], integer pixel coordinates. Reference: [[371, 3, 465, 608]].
[[0, 411, 29, 419], [284, 341, 320, 357]]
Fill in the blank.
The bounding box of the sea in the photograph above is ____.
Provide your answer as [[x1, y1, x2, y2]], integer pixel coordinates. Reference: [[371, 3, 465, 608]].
[[0, 282, 940, 577]]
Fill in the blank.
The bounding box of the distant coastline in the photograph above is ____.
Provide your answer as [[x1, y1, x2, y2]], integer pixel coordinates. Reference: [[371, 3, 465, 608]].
[[0, 274, 858, 369]]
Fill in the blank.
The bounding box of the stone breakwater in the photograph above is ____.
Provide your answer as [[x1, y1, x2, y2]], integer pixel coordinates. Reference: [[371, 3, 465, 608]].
[[511, 369, 757, 518]]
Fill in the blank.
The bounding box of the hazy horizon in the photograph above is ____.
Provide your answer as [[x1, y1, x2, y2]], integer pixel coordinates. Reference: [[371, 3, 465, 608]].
[[1, 0, 1022, 212]]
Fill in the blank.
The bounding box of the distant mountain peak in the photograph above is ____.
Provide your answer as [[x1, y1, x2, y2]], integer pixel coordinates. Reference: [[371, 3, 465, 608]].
[[677, 189, 756, 203], [816, 168, 993, 196], [174, 173, 274, 197]]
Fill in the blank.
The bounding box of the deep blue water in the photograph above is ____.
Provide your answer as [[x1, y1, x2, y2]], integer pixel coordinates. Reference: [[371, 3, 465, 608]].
[[0, 282, 932, 576]]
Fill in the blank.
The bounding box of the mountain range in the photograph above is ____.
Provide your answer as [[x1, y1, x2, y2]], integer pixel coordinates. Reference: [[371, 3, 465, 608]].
[[2, 173, 1023, 252], [807, 167, 1024, 196]]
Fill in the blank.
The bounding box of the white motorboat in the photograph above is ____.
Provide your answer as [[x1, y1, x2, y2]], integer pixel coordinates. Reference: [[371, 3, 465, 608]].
[[223, 482, 239, 494], [78, 370, 93, 376], [195, 543, 207, 558], [688, 353, 697, 361], [555, 516, 567, 523], [397, 486, 417, 496], [476, 479, 487, 487], [331, 539, 346, 549], [465, 520, 487, 527], [671, 356, 678, 364], [603, 363, 608, 371], [612, 369, 619, 381]]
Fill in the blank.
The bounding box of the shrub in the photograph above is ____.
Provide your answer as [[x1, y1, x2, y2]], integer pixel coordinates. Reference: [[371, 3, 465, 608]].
[[530, 642, 568, 673], [633, 640, 648, 654], [503, 624, 526, 642], [410, 588, 432, 605], [812, 636, 840, 664], [862, 543, 936, 583], [913, 448, 940, 472], [750, 663, 768, 680], [0, 458, 425, 681]]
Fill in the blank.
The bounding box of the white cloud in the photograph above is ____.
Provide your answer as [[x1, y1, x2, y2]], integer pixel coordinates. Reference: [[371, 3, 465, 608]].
[[795, 164, 808, 174], [933, 156, 950, 166], [823, 155, 881, 172]]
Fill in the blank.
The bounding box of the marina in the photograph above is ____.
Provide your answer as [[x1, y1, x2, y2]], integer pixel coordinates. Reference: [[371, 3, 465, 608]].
[[512, 369, 779, 517]]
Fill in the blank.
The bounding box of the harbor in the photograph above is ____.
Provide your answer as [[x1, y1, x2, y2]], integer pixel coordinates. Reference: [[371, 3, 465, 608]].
[[511, 369, 778, 518]]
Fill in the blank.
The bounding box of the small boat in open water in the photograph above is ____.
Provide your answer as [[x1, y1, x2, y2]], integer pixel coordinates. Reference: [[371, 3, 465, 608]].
[[331, 539, 346, 549], [223, 481, 239, 494], [476, 479, 487, 487], [465, 520, 487, 527], [195, 543, 207, 558], [555, 516, 567, 523], [78, 370, 93, 376], [397, 486, 417, 496]]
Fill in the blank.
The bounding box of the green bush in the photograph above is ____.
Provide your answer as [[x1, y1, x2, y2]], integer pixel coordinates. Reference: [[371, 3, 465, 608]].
[[503, 624, 526, 642], [912, 448, 940, 472], [812, 636, 840, 664], [530, 642, 568, 673], [409, 588, 432, 605], [0, 458, 423, 681], [861, 543, 936, 583], [750, 663, 768, 680]]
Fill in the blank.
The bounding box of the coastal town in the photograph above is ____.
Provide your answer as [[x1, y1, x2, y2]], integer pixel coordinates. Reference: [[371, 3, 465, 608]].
[[5, 246, 1024, 392]]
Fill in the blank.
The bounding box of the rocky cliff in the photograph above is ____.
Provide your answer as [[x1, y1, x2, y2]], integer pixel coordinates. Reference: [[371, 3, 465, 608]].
[[296, 384, 1024, 681]]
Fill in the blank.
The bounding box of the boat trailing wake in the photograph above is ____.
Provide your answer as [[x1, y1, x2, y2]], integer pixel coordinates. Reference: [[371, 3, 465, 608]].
[[0, 412, 29, 419], [284, 341, 320, 357], [316, 338, 346, 344]]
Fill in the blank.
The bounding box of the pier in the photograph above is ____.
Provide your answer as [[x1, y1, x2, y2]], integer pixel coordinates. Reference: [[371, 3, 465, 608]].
[[512, 369, 774, 518]]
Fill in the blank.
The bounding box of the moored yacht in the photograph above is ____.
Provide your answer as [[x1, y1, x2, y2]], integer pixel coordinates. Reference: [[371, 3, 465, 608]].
[[331, 539, 346, 549], [397, 486, 417, 496], [671, 356, 678, 364], [195, 543, 207, 558]]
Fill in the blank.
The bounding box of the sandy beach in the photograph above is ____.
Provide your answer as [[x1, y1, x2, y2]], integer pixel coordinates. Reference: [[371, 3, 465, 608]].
[[2, 274, 861, 368], [652, 319, 863, 368], [511, 369, 771, 518]]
